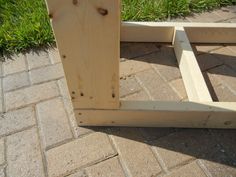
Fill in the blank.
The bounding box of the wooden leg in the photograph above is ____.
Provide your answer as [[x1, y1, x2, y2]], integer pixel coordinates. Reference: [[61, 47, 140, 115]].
[[45, 0, 120, 109]]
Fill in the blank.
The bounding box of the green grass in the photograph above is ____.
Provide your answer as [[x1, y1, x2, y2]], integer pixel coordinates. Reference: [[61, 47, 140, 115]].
[[0, 0, 235, 57], [122, 0, 236, 21], [0, 0, 54, 57]]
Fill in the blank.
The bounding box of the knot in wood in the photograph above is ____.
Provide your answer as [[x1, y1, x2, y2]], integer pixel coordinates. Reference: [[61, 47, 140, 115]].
[[72, 0, 78, 5], [97, 8, 108, 16], [48, 13, 53, 19]]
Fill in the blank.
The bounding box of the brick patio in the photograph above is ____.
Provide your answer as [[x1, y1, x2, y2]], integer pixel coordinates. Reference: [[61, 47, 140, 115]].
[[0, 6, 236, 177]]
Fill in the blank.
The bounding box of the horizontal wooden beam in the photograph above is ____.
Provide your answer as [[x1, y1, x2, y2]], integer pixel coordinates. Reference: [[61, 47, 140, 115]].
[[121, 23, 174, 42], [184, 27, 236, 43], [121, 22, 236, 43], [173, 27, 212, 102], [75, 101, 236, 128]]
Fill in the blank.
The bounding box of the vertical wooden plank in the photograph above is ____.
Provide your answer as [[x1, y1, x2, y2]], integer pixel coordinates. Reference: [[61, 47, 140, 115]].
[[173, 27, 212, 102], [45, 0, 120, 109]]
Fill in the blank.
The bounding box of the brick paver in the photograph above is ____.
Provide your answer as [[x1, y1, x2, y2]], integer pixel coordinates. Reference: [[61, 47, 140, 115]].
[[214, 6, 236, 20], [67, 170, 87, 177], [6, 128, 45, 177], [5, 81, 60, 111], [186, 11, 224, 22], [29, 63, 64, 84], [136, 69, 180, 100], [148, 46, 182, 82], [208, 65, 236, 92], [120, 76, 142, 97], [46, 132, 116, 177], [164, 161, 207, 177], [152, 130, 218, 169], [48, 49, 61, 64], [120, 59, 151, 77], [123, 89, 150, 100], [200, 159, 236, 177], [211, 130, 236, 164], [169, 78, 187, 100], [111, 128, 162, 177], [213, 84, 236, 101], [228, 45, 236, 54], [0, 106, 35, 136], [57, 78, 80, 137], [225, 17, 236, 22], [0, 168, 4, 177], [0, 80, 3, 113], [26, 51, 51, 70], [0, 139, 4, 166], [1, 6, 236, 177], [192, 44, 223, 55], [3, 72, 30, 92], [86, 157, 126, 177], [3, 54, 27, 76], [120, 42, 159, 59], [139, 128, 177, 142], [199, 132, 236, 177], [212, 47, 236, 71], [36, 98, 73, 149], [196, 53, 223, 72]]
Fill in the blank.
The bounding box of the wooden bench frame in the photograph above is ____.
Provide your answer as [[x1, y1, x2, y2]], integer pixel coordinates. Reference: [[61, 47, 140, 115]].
[[45, 0, 236, 128]]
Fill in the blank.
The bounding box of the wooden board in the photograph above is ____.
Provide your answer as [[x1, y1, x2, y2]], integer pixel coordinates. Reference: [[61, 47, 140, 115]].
[[173, 27, 212, 102], [45, 0, 120, 109], [185, 27, 236, 43], [121, 22, 236, 43], [121, 22, 174, 42], [75, 101, 236, 128]]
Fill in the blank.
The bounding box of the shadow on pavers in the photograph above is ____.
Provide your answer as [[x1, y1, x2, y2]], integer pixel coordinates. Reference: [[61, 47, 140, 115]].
[[78, 43, 236, 170], [120, 43, 236, 102], [83, 127, 236, 170], [0, 44, 56, 61]]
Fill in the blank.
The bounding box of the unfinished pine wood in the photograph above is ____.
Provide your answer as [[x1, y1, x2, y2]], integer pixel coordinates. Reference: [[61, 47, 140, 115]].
[[185, 27, 236, 43], [121, 22, 236, 43], [121, 22, 174, 42], [45, 0, 120, 109], [173, 27, 212, 102], [76, 101, 236, 128]]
